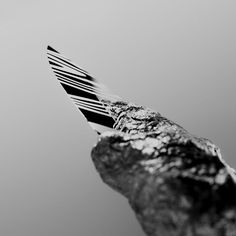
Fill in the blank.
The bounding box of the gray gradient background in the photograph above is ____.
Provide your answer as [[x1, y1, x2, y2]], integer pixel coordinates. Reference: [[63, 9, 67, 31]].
[[0, 1, 235, 235]]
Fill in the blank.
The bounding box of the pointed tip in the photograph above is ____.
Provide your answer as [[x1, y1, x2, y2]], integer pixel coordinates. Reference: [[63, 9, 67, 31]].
[[47, 45, 59, 53], [46, 45, 117, 134]]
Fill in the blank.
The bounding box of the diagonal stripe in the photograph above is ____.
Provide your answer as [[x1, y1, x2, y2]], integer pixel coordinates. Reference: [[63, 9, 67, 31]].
[[74, 103, 111, 117], [47, 52, 88, 75], [55, 73, 101, 94], [57, 77, 102, 97], [73, 101, 108, 114], [71, 95, 104, 105], [72, 95, 106, 108]]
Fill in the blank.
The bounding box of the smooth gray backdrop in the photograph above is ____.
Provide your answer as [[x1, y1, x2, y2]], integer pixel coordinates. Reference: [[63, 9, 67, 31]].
[[0, 1, 235, 236]]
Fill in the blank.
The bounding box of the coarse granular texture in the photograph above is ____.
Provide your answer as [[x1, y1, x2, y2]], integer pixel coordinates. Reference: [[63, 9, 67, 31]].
[[91, 101, 236, 236]]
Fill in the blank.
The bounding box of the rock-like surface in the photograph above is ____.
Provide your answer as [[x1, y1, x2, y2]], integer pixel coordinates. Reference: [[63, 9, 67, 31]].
[[91, 101, 236, 236]]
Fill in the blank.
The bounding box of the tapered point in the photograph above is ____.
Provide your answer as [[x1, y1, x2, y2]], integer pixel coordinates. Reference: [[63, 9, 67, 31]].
[[47, 45, 59, 53]]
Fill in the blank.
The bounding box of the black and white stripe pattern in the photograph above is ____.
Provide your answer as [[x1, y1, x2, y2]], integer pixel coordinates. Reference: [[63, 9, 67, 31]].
[[47, 46, 117, 134]]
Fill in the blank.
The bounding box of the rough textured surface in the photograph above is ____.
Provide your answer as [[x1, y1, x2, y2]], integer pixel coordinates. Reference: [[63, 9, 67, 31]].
[[91, 101, 236, 236]]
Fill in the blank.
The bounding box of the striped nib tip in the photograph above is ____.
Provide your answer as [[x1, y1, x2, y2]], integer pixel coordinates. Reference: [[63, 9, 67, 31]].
[[47, 45, 116, 134], [47, 45, 59, 53]]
